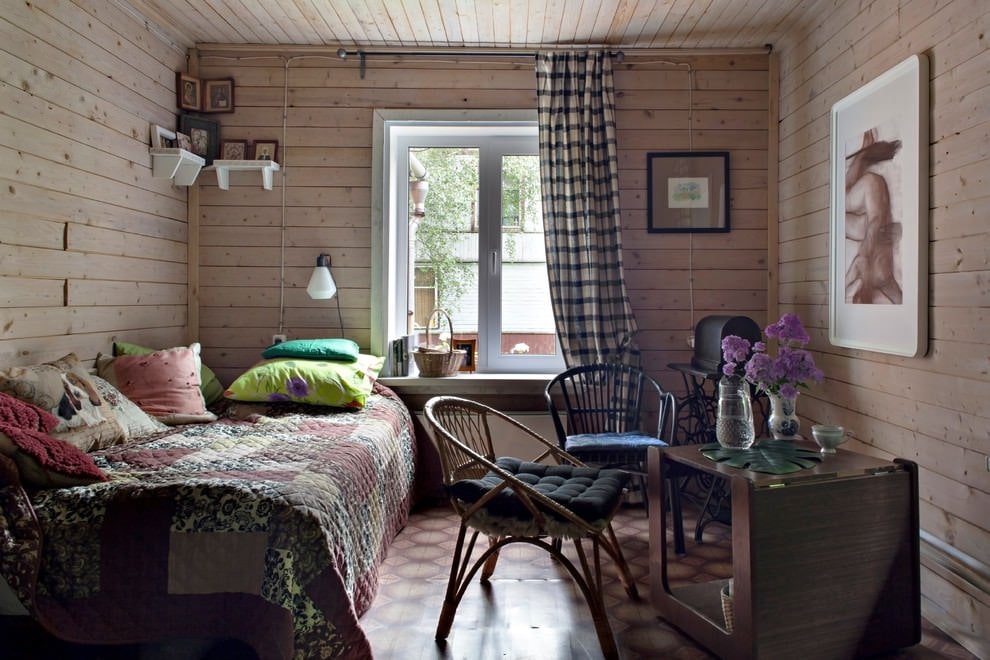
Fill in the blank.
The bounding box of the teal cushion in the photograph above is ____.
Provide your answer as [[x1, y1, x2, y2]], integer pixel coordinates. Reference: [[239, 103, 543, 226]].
[[261, 338, 360, 362]]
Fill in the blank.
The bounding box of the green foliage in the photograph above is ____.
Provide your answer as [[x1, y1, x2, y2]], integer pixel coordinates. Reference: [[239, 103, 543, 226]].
[[410, 148, 542, 315], [412, 148, 477, 311]]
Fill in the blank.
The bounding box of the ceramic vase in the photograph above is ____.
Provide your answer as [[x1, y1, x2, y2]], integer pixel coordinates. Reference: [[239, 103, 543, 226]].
[[715, 376, 755, 449], [767, 392, 800, 439]]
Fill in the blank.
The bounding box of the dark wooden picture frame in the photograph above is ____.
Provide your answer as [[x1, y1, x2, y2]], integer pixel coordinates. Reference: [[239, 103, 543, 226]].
[[454, 339, 477, 372], [179, 115, 220, 164], [647, 151, 730, 233], [176, 72, 201, 112], [203, 78, 235, 113], [252, 140, 278, 162], [220, 140, 249, 160]]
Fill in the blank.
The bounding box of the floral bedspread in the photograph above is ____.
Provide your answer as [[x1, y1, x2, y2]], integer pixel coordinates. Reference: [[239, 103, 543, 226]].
[[0, 385, 417, 659]]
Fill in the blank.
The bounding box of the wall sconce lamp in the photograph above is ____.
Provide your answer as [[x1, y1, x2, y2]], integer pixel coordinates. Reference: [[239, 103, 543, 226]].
[[306, 253, 345, 334], [306, 253, 337, 299]]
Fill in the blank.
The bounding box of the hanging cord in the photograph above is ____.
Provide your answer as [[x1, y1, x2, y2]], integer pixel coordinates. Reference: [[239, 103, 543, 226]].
[[202, 53, 345, 336]]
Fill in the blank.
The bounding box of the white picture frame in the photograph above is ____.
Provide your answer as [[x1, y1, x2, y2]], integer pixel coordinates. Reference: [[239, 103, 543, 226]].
[[828, 54, 929, 357], [150, 124, 176, 149]]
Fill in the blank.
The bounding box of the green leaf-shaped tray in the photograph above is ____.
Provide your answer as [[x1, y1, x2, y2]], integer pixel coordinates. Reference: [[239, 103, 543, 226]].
[[700, 440, 823, 474]]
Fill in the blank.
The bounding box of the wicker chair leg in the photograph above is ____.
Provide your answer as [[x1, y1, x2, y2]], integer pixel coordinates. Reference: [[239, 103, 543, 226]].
[[571, 537, 620, 660], [598, 523, 639, 599], [480, 535, 501, 581], [436, 523, 472, 641]]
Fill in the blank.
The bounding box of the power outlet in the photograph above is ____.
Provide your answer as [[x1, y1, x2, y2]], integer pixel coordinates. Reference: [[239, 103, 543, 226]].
[[272, 334, 287, 345]]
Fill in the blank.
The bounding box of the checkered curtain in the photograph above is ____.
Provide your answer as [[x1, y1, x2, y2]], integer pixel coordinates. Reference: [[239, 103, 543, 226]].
[[536, 51, 640, 368]]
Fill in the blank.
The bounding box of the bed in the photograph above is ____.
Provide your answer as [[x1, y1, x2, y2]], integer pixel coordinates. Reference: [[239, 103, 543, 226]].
[[0, 344, 423, 660]]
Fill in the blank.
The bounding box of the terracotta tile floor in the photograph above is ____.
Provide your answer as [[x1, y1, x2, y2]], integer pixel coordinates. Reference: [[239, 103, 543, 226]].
[[361, 502, 978, 660]]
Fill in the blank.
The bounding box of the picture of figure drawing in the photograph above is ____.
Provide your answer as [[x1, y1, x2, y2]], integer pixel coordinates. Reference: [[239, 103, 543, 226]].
[[843, 127, 903, 304]]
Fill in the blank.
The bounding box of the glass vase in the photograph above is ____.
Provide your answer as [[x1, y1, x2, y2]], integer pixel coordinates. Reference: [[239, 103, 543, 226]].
[[767, 392, 800, 439], [715, 376, 755, 449]]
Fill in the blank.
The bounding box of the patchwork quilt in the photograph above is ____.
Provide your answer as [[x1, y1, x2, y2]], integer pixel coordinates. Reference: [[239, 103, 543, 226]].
[[0, 385, 418, 659]]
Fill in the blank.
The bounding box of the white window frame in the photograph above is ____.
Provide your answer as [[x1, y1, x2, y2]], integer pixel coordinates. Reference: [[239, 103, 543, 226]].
[[371, 109, 562, 374]]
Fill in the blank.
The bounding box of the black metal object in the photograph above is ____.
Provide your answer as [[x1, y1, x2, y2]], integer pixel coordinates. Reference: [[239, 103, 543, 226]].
[[690, 315, 762, 374], [667, 315, 767, 545]]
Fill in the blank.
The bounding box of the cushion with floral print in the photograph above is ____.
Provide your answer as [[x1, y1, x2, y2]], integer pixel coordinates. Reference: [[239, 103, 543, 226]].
[[223, 354, 385, 409]]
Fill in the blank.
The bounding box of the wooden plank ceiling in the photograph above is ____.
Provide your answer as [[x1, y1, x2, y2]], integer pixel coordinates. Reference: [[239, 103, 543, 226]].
[[120, 0, 816, 50]]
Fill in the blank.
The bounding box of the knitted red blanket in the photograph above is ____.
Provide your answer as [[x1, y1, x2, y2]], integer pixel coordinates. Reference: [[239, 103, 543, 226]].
[[0, 392, 106, 480]]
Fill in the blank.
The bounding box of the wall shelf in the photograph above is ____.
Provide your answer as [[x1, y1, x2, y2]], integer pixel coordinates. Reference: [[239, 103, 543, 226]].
[[150, 148, 205, 186], [203, 159, 281, 190]]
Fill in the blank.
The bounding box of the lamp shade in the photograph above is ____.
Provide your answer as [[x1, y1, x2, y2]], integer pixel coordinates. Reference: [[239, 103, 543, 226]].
[[306, 254, 337, 299]]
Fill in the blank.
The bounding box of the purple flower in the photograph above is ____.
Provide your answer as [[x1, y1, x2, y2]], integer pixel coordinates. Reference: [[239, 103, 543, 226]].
[[764, 313, 810, 345], [720, 335, 752, 377], [721, 313, 823, 397], [285, 376, 310, 398]]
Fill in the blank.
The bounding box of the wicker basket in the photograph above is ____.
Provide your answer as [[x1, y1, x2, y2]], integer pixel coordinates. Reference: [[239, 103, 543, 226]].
[[413, 309, 466, 377], [720, 582, 735, 633]]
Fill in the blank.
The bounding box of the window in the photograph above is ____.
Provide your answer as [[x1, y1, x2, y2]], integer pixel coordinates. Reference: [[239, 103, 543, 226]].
[[373, 112, 562, 374]]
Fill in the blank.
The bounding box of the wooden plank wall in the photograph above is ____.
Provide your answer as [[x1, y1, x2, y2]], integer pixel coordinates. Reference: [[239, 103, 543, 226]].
[[773, 0, 989, 654], [1, 0, 190, 367], [194, 48, 770, 389]]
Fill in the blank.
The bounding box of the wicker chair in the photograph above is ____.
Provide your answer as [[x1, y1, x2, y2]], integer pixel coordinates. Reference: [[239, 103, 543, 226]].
[[424, 395, 639, 660], [545, 363, 686, 553]]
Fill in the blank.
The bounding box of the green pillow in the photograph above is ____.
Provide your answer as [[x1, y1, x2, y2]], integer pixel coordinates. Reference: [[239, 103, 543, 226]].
[[224, 354, 385, 409], [114, 341, 225, 406], [261, 338, 360, 362]]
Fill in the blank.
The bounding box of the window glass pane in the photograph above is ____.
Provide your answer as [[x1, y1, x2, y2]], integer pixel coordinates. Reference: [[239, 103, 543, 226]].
[[499, 155, 556, 357], [409, 147, 479, 351]]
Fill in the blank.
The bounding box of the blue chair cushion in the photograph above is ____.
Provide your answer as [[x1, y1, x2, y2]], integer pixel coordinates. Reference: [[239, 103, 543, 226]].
[[564, 431, 668, 454], [448, 457, 630, 523]]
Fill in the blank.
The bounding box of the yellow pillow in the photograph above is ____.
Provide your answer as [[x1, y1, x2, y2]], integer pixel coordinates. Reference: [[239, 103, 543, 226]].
[[224, 354, 384, 409]]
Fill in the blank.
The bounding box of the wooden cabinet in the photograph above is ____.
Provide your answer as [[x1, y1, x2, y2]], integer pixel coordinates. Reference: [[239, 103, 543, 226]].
[[648, 444, 920, 659]]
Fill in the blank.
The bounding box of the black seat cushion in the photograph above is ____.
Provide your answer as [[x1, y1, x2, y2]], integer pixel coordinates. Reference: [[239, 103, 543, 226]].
[[448, 457, 630, 524]]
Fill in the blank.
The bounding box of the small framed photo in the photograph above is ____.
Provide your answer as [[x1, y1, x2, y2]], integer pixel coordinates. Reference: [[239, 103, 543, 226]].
[[149, 124, 176, 149], [176, 72, 201, 112], [178, 115, 220, 164], [647, 151, 730, 233], [220, 140, 249, 160], [251, 140, 278, 162], [176, 132, 192, 152], [203, 79, 235, 113], [454, 339, 477, 372]]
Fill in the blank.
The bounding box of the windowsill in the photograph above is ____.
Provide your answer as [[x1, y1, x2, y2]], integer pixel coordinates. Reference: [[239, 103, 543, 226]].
[[378, 373, 555, 411]]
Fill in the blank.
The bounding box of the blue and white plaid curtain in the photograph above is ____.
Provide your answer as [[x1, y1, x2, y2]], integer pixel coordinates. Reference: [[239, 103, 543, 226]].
[[536, 51, 640, 368]]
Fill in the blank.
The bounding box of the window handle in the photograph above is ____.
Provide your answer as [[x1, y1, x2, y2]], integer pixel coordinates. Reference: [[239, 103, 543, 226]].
[[490, 249, 499, 276]]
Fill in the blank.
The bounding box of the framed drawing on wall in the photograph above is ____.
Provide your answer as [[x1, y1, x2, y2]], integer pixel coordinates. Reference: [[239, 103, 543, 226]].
[[647, 151, 729, 233], [828, 54, 929, 357]]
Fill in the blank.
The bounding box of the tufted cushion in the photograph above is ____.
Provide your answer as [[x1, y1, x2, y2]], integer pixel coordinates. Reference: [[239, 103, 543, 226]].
[[448, 457, 629, 524], [564, 431, 668, 454]]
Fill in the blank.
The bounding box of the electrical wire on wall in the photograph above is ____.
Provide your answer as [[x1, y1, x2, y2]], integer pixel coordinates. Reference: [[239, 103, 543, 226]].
[[201, 52, 344, 338], [638, 59, 696, 338]]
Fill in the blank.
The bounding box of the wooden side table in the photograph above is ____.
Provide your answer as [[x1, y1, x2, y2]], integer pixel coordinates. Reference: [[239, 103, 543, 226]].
[[648, 444, 921, 659]]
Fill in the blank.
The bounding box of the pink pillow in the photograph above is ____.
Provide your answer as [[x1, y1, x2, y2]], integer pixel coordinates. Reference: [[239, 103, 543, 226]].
[[102, 346, 213, 422]]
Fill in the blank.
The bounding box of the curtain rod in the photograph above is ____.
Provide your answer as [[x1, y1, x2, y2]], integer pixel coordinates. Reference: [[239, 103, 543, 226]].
[[330, 45, 770, 79], [197, 44, 772, 69], [335, 47, 625, 79]]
